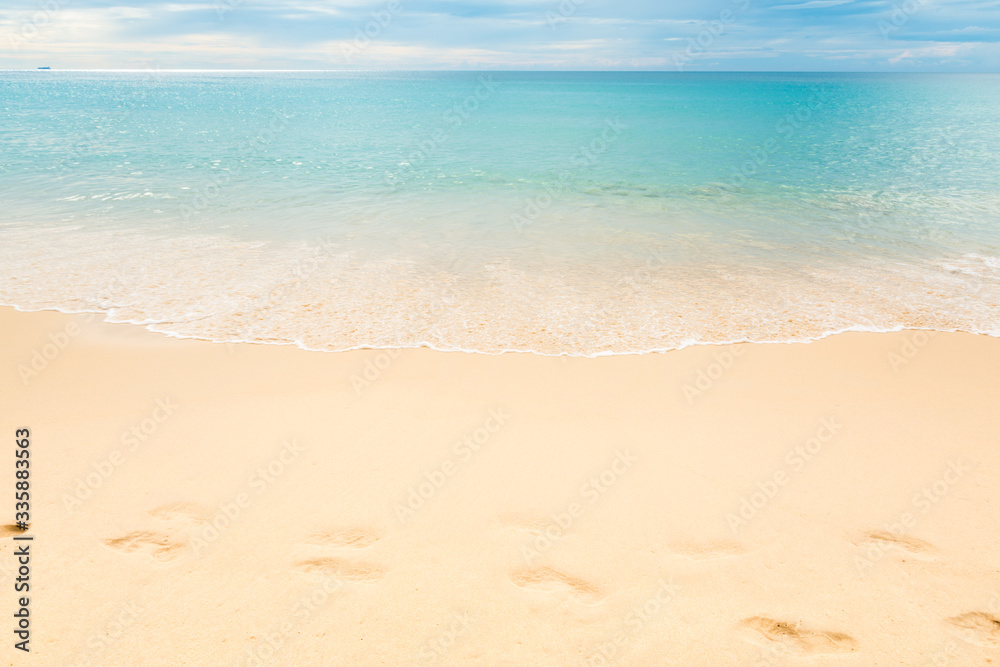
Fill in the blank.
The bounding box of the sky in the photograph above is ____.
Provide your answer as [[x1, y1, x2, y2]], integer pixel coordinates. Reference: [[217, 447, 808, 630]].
[[2, 0, 999, 70]]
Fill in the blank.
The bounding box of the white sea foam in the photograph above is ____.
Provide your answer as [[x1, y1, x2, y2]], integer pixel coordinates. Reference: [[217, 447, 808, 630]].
[[1, 226, 997, 356]]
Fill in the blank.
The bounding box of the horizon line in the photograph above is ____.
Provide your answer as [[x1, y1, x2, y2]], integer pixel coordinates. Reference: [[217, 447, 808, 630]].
[[3, 68, 998, 74]]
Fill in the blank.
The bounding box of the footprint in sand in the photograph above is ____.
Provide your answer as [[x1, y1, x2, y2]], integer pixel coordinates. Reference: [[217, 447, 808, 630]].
[[498, 517, 608, 606], [947, 612, 1000, 648], [104, 531, 187, 562], [738, 617, 857, 655], [509, 566, 605, 606], [671, 540, 748, 560], [103, 504, 212, 562], [857, 531, 939, 560], [309, 527, 381, 549], [294, 557, 385, 583], [148, 502, 211, 525]]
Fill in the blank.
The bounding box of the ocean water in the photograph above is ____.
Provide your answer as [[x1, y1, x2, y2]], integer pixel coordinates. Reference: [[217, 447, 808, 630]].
[[1, 70, 998, 355]]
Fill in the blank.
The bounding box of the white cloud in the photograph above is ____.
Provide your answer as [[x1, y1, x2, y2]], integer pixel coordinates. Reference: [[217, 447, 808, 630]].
[[889, 44, 962, 64], [772, 0, 854, 9]]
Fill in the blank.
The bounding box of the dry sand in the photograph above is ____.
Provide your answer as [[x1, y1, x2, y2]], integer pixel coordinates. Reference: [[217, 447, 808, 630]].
[[1, 305, 999, 665]]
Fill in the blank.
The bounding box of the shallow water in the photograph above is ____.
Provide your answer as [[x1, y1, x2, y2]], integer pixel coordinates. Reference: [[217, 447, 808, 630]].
[[1, 71, 998, 354]]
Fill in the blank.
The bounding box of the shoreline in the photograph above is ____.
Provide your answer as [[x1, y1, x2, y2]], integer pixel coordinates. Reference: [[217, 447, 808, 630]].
[[1, 301, 989, 360], [3, 305, 999, 664], [2, 223, 997, 359]]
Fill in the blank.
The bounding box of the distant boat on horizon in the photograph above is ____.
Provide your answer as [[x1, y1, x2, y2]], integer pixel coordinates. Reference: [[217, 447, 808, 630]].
[[38, 66, 51, 70]]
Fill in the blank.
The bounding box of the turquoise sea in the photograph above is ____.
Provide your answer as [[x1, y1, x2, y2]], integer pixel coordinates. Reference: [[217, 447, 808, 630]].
[[1, 70, 998, 354]]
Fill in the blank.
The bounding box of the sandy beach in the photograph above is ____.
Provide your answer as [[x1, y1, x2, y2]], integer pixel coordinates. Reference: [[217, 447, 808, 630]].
[[2, 305, 999, 665]]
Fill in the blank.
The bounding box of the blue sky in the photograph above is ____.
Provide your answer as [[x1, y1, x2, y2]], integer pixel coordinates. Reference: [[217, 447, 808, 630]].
[[3, 0, 999, 70]]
